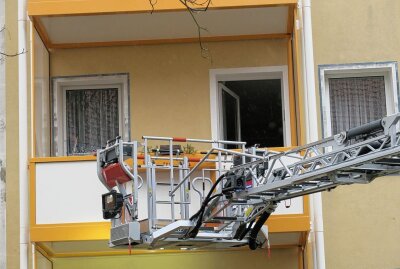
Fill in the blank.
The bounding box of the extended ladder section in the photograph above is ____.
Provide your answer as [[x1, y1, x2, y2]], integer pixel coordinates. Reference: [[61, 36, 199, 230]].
[[97, 113, 400, 250]]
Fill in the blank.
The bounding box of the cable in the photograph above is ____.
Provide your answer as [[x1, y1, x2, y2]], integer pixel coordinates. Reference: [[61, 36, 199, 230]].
[[248, 211, 271, 250], [238, 220, 255, 241], [186, 174, 226, 238]]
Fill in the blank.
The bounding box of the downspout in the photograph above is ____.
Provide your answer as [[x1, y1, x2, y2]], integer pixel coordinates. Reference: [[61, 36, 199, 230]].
[[298, 0, 326, 268], [0, 0, 7, 267], [18, 0, 29, 267]]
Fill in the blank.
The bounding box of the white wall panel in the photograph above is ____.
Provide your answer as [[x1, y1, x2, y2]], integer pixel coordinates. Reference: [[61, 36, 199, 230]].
[[36, 161, 107, 224], [35, 160, 303, 224]]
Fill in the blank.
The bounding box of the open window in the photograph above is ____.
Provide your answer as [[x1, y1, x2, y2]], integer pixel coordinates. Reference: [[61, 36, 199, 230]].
[[211, 66, 291, 148], [52, 74, 130, 156]]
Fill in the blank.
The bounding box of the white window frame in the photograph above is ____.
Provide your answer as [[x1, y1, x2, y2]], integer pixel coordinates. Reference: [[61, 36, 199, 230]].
[[52, 74, 130, 156], [210, 66, 291, 146], [219, 83, 242, 141], [319, 62, 399, 138]]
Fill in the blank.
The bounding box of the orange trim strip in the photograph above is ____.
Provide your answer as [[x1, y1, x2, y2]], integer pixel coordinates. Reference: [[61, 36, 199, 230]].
[[32, 16, 52, 49], [28, 0, 297, 16], [29, 162, 37, 227], [173, 137, 187, 142], [31, 155, 97, 163], [48, 33, 291, 49], [288, 37, 298, 146], [287, 5, 295, 34], [298, 246, 304, 269]]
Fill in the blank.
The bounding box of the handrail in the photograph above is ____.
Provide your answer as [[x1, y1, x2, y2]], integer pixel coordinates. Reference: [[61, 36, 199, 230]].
[[169, 147, 265, 196]]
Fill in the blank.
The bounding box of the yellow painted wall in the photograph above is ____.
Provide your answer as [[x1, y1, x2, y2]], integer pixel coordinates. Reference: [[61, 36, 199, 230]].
[[50, 39, 288, 150], [312, 0, 400, 268], [52, 248, 299, 269], [5, 0, 20, 268]]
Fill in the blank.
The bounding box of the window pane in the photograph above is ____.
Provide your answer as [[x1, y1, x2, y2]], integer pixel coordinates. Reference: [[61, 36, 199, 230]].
[[328, 76, 386, 134], [66, 88, 119, 155], [222, 90, 239, 142], [224, 80, 283, 147]]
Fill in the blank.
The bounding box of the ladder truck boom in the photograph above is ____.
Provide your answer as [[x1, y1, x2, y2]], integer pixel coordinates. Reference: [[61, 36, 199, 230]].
[[97, 113, 400, 250]]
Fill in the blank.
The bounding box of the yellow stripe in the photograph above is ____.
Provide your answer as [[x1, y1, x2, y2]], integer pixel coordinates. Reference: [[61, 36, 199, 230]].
[[31, 156, 97, 163], [28, 0, 297, 16], [31, 222, 111, 242]]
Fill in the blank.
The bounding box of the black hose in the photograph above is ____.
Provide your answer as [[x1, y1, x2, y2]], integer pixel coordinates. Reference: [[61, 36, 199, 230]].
[[345, 119, 383, 140], [248, 211, 271, 250], [190, 174, 225, 221], [186, 174, 226, 238], [238, 220, 255, 241], [186, 193, 223, 238]]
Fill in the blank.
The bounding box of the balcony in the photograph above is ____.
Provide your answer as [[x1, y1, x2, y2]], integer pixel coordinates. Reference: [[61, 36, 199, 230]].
[[28, 0, 309, 259]]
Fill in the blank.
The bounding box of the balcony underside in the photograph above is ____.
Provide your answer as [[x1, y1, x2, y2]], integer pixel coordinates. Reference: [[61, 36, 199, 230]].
[[29, 0, 296, 49]]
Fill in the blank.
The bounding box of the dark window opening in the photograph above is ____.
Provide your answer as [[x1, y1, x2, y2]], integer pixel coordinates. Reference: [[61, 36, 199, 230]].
[[220, 79, 284, 148]]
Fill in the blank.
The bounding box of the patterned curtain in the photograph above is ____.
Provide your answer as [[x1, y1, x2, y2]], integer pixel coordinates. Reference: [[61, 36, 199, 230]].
[[329, 76, 386, 134], [66, 88, 119, 155]]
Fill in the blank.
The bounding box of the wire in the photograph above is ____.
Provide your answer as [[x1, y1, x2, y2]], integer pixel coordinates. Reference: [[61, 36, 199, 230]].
[[185, 174, 225, 238]]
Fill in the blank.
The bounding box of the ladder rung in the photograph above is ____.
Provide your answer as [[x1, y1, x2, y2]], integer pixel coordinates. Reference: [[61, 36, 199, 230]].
[[156, 201, 190, 204], [213, 216, 237, 221], [157, 182, 178, 186]]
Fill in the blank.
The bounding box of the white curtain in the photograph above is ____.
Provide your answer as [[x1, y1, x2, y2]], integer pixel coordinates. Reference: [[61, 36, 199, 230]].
[[66, 88, 119, 155], [329, 76, 386, 134]]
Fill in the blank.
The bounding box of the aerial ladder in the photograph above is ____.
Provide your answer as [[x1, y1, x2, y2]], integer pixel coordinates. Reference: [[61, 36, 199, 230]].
[[97, 113, 400, 250]]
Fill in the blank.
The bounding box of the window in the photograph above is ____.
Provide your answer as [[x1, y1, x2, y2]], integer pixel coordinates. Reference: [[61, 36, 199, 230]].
[[219, 79, 284, 147], [52, 74, 130, 156], [319, 62, 398, 137], [210, 66, 291, 147]]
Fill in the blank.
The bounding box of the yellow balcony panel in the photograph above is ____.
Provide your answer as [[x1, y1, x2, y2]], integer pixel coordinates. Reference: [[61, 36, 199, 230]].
[[36, 230, 306, 259], [31, 215, 309, 243], [28, 0, 297, 16]]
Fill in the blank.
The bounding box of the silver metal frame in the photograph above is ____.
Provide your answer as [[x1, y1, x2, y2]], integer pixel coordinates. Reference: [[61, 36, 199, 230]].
[[97, 113, 400, 250]]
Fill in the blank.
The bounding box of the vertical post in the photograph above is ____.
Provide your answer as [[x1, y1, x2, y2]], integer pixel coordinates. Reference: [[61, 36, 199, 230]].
[[251, 147, 256, 186], [151, 162, 157, 225], [217, 142, 222, 178], [241, 143, 246, 165], [183, 157, 190, 218], [178, 164, 185, 220], [169, 139, 175, 221], [146, 155, 154, 232], [132, 141, 139, 219]]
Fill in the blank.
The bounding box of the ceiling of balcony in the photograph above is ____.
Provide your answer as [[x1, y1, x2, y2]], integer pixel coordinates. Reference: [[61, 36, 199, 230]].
[[33, 6, 293, 49]]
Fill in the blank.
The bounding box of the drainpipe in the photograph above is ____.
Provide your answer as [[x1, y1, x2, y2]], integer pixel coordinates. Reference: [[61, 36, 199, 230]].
[[299, 0, 326, 268], [18, 0, 29, 267]]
